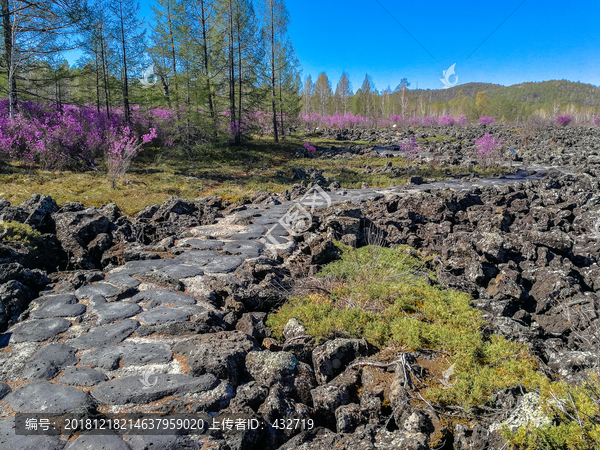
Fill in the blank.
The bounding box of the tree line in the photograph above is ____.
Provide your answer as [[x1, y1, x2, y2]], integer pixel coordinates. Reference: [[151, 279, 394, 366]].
[[0, 0, 302, 144], [303, 72, 600, 123]]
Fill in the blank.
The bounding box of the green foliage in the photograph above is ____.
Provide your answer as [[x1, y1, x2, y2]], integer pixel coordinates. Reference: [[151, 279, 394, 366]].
[[267, 243, 545, 411], [0, 221, 42, 248], [504, 375, 600, 449]]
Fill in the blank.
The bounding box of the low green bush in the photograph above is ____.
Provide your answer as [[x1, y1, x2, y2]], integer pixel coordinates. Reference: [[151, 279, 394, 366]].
[[267, 243, 546, 412], [0, 221, 42, 248]]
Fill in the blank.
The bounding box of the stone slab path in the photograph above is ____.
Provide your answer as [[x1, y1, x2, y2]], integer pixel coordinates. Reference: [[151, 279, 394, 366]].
[[0, 166, 561, 449]]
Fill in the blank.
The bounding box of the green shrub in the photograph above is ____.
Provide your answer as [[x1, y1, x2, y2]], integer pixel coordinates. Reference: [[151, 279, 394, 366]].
[[267, 243, 546, 412], [0, 221, 42, 248], [504, 375, 600, 449]]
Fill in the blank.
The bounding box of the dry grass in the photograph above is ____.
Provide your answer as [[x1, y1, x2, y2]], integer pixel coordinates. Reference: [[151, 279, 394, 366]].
[[0, 132, 501, 215]]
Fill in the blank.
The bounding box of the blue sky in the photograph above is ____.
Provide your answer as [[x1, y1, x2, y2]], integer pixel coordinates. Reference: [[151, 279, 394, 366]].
[[285, 0, 600, 92], [95, 0, 600, 92]]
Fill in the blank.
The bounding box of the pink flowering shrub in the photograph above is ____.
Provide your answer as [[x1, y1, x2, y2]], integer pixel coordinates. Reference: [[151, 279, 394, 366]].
[[303, 141, 316, 152], [388, 115, 407, 128], [556, 115, 572, 126], [438, 115, 455, 126], [410, 117, 422, 127], [0, 100, 174, 170], [400, 137, 420, 173], [422, 116, 438, 127], [473, 133, 503, 168], [298, 112, 371, 130], [105, 127, 157, 189], [479, 116, 496, 125], [593, 117, 600, 126], [457, 115, 467, 126]]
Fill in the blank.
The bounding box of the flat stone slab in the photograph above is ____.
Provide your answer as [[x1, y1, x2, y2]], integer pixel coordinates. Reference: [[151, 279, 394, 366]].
[[182, 239, 224, 250], [131, 290, 197, 307], [76, 283, 121, 299], [30, 295, 86, 319], [70, 319, 139, 349], [156, 264, 204, 279], [0, 417, 64, 450], [31, 293, 77, 305], [252, 216, 279, 226], [0, 383, 10, 400], [64, 433, 132, 450], [105, 272, 141, 288], [203, 256, 244, 274], [136, 307, 191, 326], [80, 342, 173, 370], [175, 250, 219, 265], [264, 224, 289, 238], [223, 240, 264, 258], [57, 366, 108, 387], [92, 301, 142, 324], [91, 373, 219, 405], [110, 259, 178, 275], [9, 318, 71, 344], [22, 343, 78, 381], [5, 381, 95, 413]]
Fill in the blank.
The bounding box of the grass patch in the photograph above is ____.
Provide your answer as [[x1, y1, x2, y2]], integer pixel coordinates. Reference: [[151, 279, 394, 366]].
[[0, 132, 509, 215], [267, 243, 547, 412]]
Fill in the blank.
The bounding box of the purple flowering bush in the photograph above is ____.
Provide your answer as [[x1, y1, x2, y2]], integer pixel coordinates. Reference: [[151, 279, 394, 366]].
[[0, 100, 173, 171], [593, 117, 600, 126], [105, 127, 158, 189], [556, 115, 572, 127], [388, 115, 407, 129], [422, 116, 438, 127], [438, 115, 456, 126], [473, 133, 503, 168], [410, 116, 422, 127], [303, 141, 316, 152], [400, 137, 420, 173], [296, 114, 472, 131], [479, 116, 496, 125]]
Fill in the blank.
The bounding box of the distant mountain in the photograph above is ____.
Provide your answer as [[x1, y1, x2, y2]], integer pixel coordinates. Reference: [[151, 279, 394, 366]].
[[411, 80, 600, 107]]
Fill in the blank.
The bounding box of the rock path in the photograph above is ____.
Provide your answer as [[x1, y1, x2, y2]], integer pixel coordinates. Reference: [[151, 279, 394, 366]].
[[0, 166, 563, 449]]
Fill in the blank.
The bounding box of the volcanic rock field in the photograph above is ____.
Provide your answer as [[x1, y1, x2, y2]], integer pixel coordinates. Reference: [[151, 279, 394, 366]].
[[1, 125, 600, 449]]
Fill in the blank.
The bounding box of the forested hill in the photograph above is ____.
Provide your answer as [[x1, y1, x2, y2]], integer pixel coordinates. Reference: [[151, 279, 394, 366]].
[[412, 80, 600, 107]]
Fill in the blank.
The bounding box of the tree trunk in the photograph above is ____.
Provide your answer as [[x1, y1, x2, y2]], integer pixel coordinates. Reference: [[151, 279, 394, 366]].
[[279, 72, 284, 140], [95, 45, 101, 113], [228, 0, 237, 144], [1, 0, 16, 119], [237, 7, 242, 141], [118, 1, 130, 123], [166, 0, 178, 109], [199, 0, 217, 138], [269, 1, 278, 143], [99, 26, 110, 118]]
